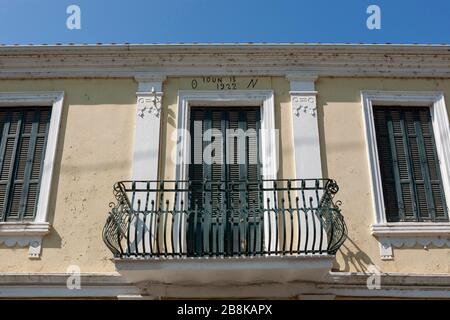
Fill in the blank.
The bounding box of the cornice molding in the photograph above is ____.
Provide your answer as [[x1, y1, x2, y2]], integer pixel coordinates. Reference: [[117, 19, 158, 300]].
[[134, 73, 167, 83], [0, 91, 64, 106], [286, 73, 318, 82], [1, 44, 450, 78], [0, 272, 449, 299]]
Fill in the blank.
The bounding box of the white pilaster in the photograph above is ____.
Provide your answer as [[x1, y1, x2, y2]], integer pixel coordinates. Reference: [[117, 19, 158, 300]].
[[130, 74, 166, 255], [287, 73, 322, 179], [287, 74, 325, 253], [132, 73, 166, 181]]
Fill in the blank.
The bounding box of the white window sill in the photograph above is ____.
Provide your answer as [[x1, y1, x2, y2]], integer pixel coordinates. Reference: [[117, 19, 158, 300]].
[[0, 222, 51, 259], [371, 223, 450, 260]]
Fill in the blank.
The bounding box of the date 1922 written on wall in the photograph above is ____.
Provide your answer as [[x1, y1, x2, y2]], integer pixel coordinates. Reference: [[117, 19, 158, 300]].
[[191, 76, 259, 90]]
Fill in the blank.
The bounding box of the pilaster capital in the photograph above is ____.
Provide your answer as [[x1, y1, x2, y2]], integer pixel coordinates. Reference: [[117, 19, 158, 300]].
[[134, 73, 166, 118]]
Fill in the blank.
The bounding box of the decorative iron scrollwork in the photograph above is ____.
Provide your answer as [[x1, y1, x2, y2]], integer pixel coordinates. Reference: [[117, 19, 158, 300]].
[[102, 179, 348, 258]]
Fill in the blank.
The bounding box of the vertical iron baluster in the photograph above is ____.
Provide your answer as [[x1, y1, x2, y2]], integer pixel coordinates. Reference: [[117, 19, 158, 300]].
[[179, 198, 184, 257], [127, 181, 136, 257], [193, 200, 199, 257], [142, 182, 150, 257], [315, 180, 320, 206], [171, 182, 178, 256], [316, 180, 325, 254], [149, 199, 155, 257], [163, 200, 169, 257], [273, 180, 279, 255], [214, 199, 218, 257], [309, 196, 317, 254], [295, 196, 301, 254], [287, 180, 294, 255], [302, 181, 309, 254], [156, 181, 164, 257], [251, 199, 257, 256], [257, 181, 264, 255], [281, 197, 286, 255], [224, 189, 230, 257], [266, 198, 272, 255], [135, 199, 141, 256], [229, 198, 236, 256], [170, 199, 175, 256], [241, 181, 248, 255], [187, 181, 193, 257], [209, 199, 214, 257], [216, 181, 222, 256], [237, 198, 243, 256], [202, 180, 208, 256], [219, 190, 225, 256]]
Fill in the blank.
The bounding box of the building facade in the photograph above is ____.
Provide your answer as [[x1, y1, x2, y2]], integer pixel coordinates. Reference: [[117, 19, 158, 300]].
[[0, 44, 449, 299]]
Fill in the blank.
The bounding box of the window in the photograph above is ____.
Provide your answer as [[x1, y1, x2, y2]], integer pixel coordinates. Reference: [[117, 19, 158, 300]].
[[0, 91, 64, 259], [174, 90, 278, 253], [0, 107, 52, 222], [188, 107, 262, 255], [362, 91, 450, 260], [373, 106, 448, 222]]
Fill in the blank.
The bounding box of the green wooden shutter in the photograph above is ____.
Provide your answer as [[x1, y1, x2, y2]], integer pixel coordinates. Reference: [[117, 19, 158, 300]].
[[243, 109, 262, 253], [374, 107, 448, 222], [230, 109, 244, 254], [0, 107, 51, 222], [188, 107, 262, 255], [189, 108, 204, 208], [188, 108, 204, 255]]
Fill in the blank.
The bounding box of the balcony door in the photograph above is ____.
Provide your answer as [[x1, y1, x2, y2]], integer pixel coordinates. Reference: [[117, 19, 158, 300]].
[[187, 107, 263, 256]]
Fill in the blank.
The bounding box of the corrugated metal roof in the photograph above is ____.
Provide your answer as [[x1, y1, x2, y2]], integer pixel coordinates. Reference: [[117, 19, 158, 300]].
[[0, 42, 449, 47]]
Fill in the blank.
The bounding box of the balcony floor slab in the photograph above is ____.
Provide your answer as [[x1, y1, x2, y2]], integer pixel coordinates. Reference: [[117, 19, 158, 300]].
[[113, 255, 334, 285]]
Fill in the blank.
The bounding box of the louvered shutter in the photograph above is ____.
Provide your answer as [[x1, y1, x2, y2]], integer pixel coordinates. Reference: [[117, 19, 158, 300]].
[[0, 107, 51, 222], [374, 107, 448, 222], [188, 107, 262, 255], [188, 108, 204, 255], [243, 109, 262, 253]]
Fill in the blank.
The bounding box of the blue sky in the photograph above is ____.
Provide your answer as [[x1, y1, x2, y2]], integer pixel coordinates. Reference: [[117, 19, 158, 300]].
[[0, 0, 449, 44]]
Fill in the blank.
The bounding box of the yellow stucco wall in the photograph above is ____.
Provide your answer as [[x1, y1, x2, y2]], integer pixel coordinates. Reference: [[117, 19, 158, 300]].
[[0, 76, 448, 275], [318, 78, 450, 274], [0, 79, 136, 272]]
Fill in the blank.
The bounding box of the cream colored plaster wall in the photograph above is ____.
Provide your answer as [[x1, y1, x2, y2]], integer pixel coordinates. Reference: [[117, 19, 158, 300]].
[[318, 78, 450, 274], [0, 79, 136, 272], [0, 76, 448, 276]]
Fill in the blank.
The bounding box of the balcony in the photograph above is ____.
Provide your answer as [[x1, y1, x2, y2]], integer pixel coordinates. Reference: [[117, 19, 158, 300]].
[[103, 179, 347, 285]]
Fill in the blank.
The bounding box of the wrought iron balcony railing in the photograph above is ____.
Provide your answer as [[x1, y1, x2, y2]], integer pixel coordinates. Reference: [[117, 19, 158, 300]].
[[102, 179, 347, 259]]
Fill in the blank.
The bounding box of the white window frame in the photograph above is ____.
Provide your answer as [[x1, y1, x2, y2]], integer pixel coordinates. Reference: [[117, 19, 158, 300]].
[[0, 91, 64, 259], [174, 90, 278, 253], [361, 90, 450, 260]]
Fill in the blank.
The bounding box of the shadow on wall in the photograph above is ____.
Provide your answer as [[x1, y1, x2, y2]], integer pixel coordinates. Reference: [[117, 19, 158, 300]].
[[333, 236, 376, 273]]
